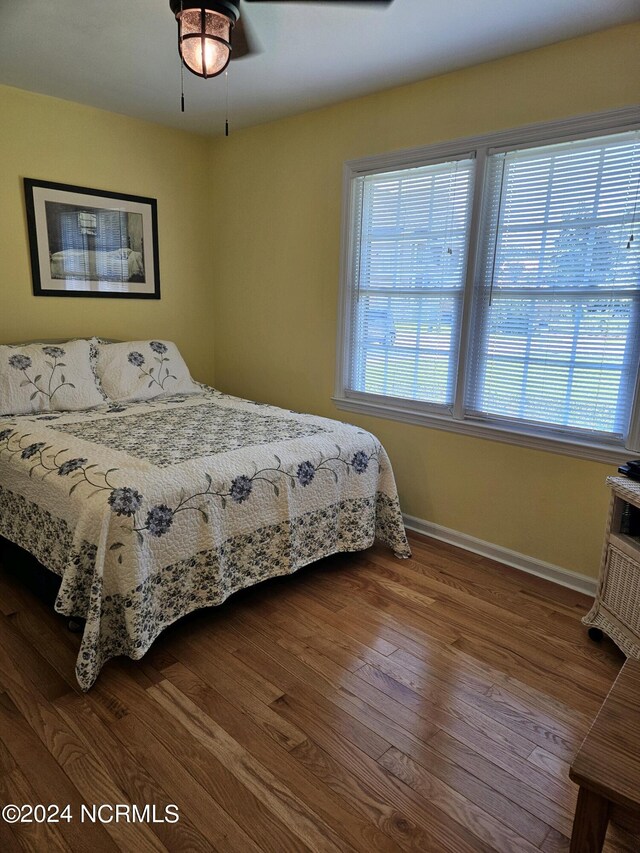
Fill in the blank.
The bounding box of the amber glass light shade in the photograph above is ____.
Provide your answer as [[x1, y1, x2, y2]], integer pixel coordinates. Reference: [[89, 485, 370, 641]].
[[178, 8, 231, 78]]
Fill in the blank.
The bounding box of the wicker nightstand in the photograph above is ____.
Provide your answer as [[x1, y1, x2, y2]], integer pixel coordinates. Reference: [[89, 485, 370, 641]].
[[584, 476, 640, 659]]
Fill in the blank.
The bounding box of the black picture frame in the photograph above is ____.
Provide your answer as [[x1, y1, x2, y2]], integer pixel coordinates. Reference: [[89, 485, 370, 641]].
[[24, 178, 160, 299]]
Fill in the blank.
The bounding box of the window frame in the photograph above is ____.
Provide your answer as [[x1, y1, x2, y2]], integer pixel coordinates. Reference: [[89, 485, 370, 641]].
[[334, 106, 640, 464]]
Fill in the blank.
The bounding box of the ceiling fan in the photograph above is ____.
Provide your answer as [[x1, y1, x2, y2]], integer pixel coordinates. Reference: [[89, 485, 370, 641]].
[[169, 1, 396, 79]]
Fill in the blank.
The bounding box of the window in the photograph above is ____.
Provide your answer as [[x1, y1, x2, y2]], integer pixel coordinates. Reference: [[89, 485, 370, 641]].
[[351, 156, 475, 408], [336, 110, 640, 462]]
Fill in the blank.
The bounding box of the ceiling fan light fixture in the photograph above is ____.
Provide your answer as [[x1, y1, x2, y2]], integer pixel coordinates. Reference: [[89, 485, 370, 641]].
[[171, 2, 238, 79]]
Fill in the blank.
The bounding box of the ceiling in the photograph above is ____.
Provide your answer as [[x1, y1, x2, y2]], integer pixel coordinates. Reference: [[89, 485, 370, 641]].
[[0, 1, 638, 137]]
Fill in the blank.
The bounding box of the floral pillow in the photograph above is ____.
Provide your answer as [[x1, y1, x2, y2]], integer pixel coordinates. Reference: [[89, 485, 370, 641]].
[[94, 340, 199, 403], [0, 339, 108, 416]]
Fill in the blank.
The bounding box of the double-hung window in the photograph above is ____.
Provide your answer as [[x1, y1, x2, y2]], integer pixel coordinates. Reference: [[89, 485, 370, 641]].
[[336, 110, 640, 461], [350, 155, 475, 408]]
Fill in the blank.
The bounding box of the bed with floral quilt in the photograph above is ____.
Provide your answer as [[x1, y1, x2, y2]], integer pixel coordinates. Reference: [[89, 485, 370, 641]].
[[0, 385, 410, 690]]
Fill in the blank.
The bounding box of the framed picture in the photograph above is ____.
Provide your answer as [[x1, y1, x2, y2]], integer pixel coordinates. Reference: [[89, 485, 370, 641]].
[[23, 178, 160, 299]]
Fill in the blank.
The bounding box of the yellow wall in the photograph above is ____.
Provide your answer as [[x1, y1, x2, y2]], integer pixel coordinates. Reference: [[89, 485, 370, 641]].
[[0, 84, 214, 384], [208, 23, 640, 579]]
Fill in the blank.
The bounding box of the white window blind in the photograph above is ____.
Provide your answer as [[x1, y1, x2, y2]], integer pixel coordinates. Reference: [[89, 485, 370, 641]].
[[95, 210, 130, 281], [465, 131, 640, 440], [338, 113, 640, 458], [348, 157, 475, 408]]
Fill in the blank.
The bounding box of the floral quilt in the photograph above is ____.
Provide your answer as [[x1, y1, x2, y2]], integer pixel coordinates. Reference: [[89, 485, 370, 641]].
[[0, 386, 410, 690]]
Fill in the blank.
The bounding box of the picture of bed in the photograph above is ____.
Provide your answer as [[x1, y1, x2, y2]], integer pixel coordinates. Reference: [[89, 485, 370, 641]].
[[47, 203, 145, 282], [24, 179, 160, 298]]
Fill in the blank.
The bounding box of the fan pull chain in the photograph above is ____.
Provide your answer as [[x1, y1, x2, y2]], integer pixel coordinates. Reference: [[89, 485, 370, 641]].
[[225, 69, 230, 137], [180, 0, 185, 112]]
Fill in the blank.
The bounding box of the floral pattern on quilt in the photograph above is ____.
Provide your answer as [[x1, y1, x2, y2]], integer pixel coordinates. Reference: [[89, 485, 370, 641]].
[[54, 401, 330, 466], [0, 388, 410, 690]]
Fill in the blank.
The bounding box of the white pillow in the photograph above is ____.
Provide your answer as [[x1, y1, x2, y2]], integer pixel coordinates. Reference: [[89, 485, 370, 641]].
[[94, 340, 198, 402], [0, 339, 107, 416]]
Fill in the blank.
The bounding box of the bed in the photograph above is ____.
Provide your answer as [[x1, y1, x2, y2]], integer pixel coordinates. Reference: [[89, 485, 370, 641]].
[[0, 385, 410, 690], [49, 247, 145, 281]]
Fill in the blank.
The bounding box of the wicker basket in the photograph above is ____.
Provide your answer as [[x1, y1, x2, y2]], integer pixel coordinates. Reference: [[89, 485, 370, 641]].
[[583, 477, 640, 660]]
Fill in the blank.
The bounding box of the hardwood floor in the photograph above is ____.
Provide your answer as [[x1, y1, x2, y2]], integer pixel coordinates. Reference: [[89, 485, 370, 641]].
[[0, 531, 637, 852]]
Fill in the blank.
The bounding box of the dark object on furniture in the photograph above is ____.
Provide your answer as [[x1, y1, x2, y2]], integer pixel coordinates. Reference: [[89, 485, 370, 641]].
[[588, 627, 604, 642], [569, 658, 640, 852], [618, 460, 640, 481]]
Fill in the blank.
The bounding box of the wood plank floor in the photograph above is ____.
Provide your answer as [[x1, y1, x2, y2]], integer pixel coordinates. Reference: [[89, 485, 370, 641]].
[[0, 531, 638, 852]]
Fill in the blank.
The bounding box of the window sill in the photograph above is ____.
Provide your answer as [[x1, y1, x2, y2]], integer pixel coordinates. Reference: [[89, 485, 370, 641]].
[[332, 394, 633, 465]]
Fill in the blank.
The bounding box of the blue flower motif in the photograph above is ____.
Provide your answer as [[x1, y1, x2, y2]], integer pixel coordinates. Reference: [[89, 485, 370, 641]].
[[0, 428, 13, 442], [230, 475, 253, 504], [296, 461, 315, 486], [108, 486, 143, 517], [42, 346, 65, 359], [351, 451, 369, 474], [58, 457, 87, 476], [149, 341, 168, 354], [128, 351, 145, 367], [8, 354, 31, 370], [146, 504, 174, 536], [21, 442, 45, 460]]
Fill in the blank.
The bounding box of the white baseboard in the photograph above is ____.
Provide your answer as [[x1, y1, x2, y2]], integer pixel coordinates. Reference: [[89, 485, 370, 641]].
[[402, 513, 597, 597]]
